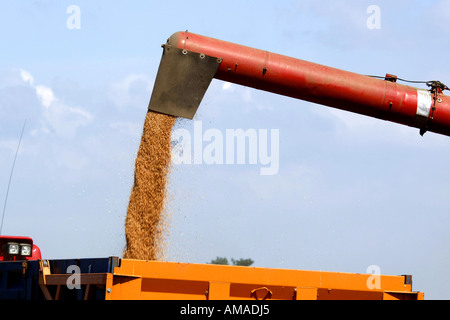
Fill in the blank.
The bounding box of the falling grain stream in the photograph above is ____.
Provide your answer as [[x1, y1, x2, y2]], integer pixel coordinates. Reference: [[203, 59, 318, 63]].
[[123, 111, 176, 261]]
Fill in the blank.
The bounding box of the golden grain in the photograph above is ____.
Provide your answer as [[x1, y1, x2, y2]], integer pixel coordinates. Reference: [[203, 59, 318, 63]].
[[123, 111, 176, 261]]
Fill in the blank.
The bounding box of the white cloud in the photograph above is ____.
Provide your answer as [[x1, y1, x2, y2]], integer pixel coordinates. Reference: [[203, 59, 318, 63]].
[[42, 102, 93, 138], [19, 69, 34, 86], [220, 83, 253, 103], [16, 69, 94, 138], [108, 74, 153, 109], [222, 82, 234, 91], [35, 85, 57, 108]]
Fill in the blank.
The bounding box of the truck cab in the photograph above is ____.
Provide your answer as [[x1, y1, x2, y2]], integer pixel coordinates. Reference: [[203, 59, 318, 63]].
[[0, 235, 42, 261]]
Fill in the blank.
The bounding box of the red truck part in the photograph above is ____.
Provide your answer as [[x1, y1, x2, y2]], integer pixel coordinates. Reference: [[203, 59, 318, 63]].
[[149, 31, 450, 137], [0, 235, 42, 261]]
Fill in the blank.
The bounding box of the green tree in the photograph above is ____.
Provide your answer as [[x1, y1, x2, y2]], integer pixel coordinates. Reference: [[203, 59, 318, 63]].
[[210, 256, 229, 265], [208, 257, 254, 266], [231, 258, 254, 266]]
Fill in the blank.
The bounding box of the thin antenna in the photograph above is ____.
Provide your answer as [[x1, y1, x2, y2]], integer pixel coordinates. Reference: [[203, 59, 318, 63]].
[[0, 119, 27, 235]]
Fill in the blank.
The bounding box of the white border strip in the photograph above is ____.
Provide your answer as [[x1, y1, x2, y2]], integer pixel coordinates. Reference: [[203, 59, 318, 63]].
[[416, 89, 432, 118]]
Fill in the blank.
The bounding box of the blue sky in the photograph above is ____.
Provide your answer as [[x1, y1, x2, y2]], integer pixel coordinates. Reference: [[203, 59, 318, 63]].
[[1, 0, 449, 299]]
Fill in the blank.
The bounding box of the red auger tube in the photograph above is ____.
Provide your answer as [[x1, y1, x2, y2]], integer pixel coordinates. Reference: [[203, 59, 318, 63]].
[[164, 31, 450, 137]]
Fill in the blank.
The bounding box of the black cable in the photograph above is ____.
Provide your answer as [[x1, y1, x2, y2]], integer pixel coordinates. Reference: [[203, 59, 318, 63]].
[[0, 119, 27, 235], [366, 75, 449, 91]]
